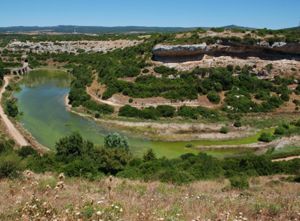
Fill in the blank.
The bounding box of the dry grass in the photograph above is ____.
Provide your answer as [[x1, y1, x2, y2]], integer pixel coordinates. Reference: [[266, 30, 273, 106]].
[[0, 172, 299, 220]]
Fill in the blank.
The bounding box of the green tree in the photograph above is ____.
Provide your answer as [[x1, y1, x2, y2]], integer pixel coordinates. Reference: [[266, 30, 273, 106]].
[[5, 99, 19, 118], [55, 132, 94, 162]]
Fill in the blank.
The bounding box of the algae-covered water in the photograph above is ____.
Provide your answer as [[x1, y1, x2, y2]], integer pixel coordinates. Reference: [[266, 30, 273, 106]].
[[14, 69, 255, 158]]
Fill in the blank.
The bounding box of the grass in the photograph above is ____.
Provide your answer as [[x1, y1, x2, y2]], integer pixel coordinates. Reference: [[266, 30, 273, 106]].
[[242, 113, 299, 129], [0, 173, 299, 221], [144, 128, 274, 158], [270, 146, 300, 159]]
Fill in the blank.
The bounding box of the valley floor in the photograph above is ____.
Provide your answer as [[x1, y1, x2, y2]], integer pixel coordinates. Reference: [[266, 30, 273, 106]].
[[0, 173, 299, 221]]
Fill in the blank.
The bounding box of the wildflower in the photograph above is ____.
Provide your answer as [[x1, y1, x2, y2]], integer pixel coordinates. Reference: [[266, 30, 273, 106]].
[[58, 173, 65, 180], [56, 181, 64, 189]]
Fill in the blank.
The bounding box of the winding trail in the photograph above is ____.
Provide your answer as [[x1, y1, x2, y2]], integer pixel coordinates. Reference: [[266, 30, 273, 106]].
[[272, 155, 300, 162], [0, 76, 29, 146]]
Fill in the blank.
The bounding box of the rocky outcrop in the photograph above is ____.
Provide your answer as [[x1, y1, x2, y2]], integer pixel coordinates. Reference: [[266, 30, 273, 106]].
[[153, 42, 300, 62]]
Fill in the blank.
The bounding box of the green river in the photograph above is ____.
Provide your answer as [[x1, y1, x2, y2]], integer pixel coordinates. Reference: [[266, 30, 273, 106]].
[[14, 70, 255, 158]]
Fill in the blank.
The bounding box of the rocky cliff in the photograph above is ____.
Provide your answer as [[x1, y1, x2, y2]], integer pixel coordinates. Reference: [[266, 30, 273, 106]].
[[152, 42, 300, 62]]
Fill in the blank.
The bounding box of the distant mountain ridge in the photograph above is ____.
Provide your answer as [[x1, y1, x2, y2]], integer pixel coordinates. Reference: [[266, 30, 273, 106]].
[[0, 25, 298, 34], [0, 25, 197, 34]]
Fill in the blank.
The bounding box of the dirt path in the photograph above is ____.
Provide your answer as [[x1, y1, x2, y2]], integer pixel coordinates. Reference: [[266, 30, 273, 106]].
[[272, 155, 300, 162], [0, 76, 29, 146]]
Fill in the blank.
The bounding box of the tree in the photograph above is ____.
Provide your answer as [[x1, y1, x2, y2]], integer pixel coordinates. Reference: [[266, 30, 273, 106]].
[[55, 132, 94, 162], [5, 99, 19, 118], [104, 133, 129, 150]]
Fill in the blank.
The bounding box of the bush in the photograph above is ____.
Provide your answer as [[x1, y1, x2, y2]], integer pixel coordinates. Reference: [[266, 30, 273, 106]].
[[157, 170, 194, 184], [0, 153, 23, 178], [233, 121, 242, 127], [143, 149, 156, 162], [229, 176, 249, 189], [258, 132, 274, 142], [63, 159, 99, 178], [156, 105, 176, 118], [118, 105, 140, 118], [274, 126, 287, 136], [5, 98, 19, 117], [17, 146, 38, 158], [280, 92, 290, 102], [104, 133, 129, 150], [207, 91, 221, 104], [220, 126, 229, 134], [154, 66, 177, 75]]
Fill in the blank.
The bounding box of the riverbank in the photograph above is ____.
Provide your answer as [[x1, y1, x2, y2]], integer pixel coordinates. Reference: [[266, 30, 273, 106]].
[[0, 75, 49, 152], [0, 76, 29, 147], [64, 95, 258, 142]]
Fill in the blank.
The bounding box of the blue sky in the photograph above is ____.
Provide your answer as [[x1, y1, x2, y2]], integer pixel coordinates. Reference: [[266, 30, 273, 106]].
[[0, 0, 299, 29]]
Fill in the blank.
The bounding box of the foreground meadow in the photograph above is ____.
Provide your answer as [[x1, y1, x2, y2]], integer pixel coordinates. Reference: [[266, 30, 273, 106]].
[[0, 172, 299, 221]]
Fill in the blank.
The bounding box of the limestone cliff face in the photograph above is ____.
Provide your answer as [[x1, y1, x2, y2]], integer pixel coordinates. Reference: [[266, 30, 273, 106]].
[[152, 42, 300, 62]]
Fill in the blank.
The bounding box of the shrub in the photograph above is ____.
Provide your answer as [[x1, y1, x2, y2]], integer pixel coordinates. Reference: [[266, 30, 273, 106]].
[[104, 133, 129, 150], [274, 126, 287, 136], [0, 140, 14, 153], [93, 148, 132, 174], [156, 105, 176, 118], [157, 170, 194, 184], [207, 91, 221, 104], [119, 105, 140, 118], [220, 126, 229, 134], [258, 132, 274, 142], [154, 66, 177, 75], [177, 106, 198, 119], [229, 176, 249, 189], [280, 92, 290, 102], [63, 159, 99, 178], [5, 98, 19, 117], [142, 68, 149, 73], [143, 149, 156, 162], [0, 153, 23, 178], [17, 146, 38, 158], [265, 63, 273, 72], [233, 121, 242, 127]]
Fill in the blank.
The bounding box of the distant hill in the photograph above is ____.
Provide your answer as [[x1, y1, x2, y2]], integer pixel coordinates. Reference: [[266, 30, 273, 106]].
[[220, 24, 255, 30], [0, 25, 297, 34], [0, 25, 198, 34]]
